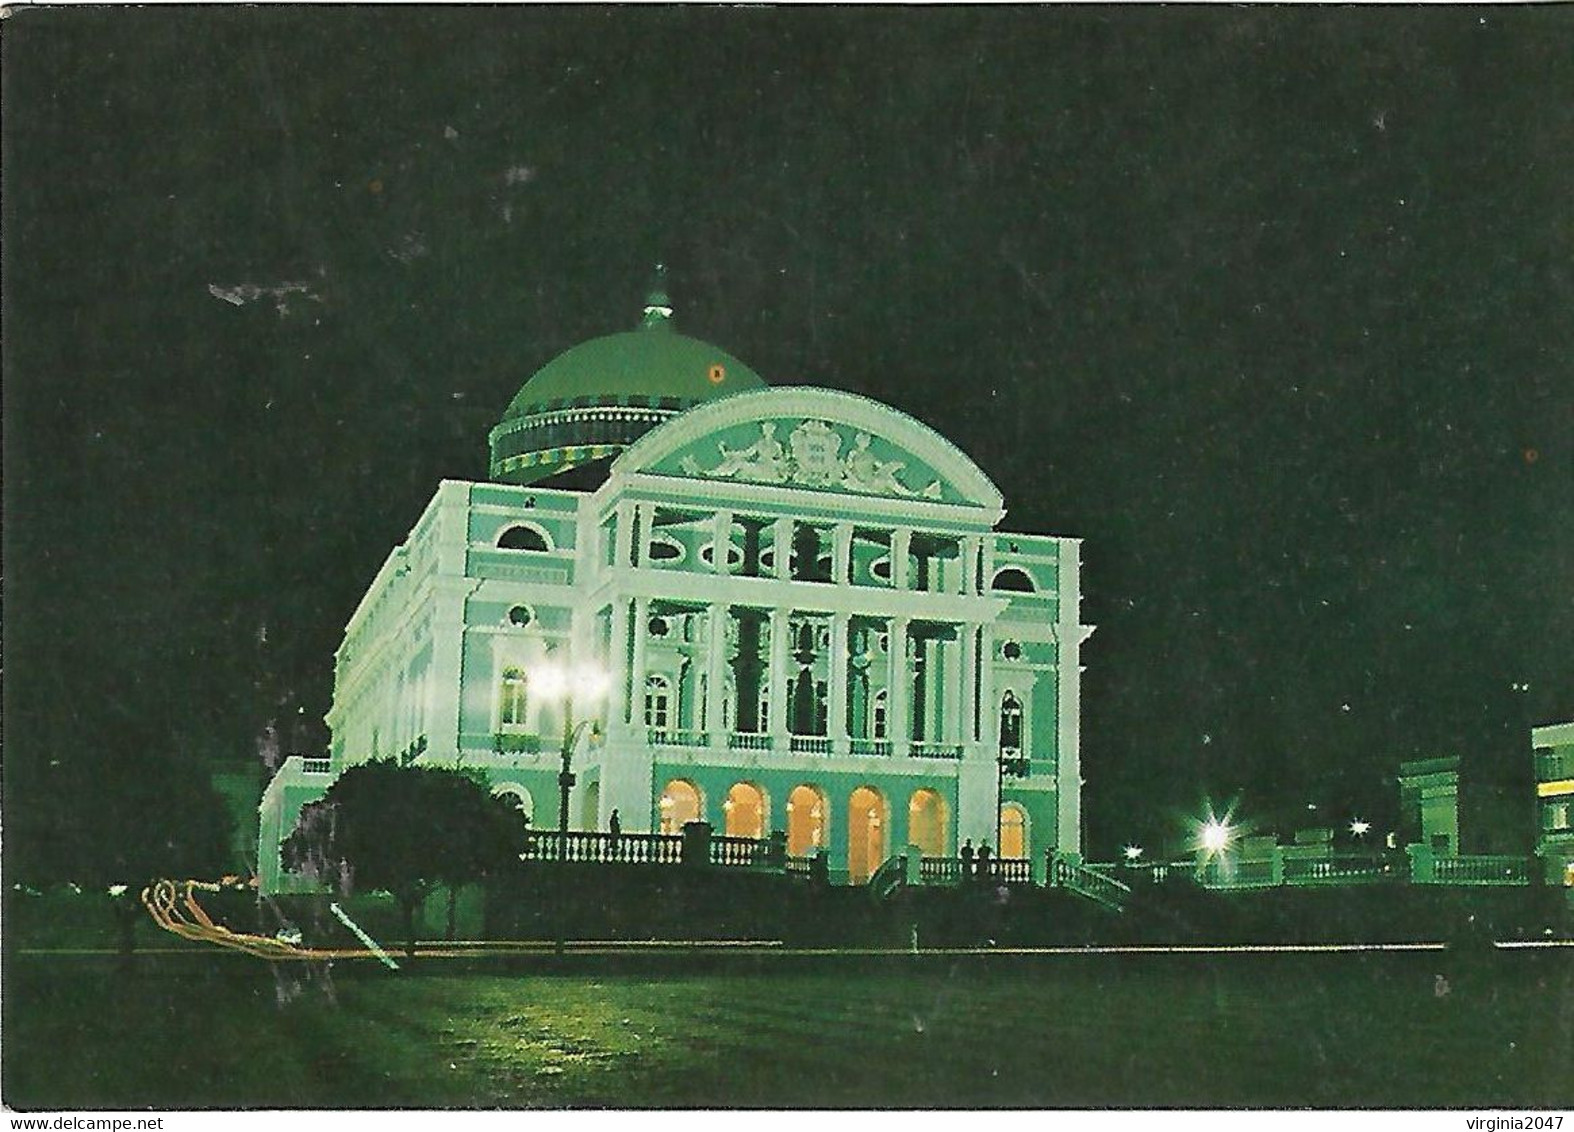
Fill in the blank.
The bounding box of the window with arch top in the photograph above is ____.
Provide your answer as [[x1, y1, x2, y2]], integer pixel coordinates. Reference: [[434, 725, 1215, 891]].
[[499, 667, 529, 728], [498, 524, 551, 552], [991, 567, 1035, 593], [1000, 691, 1024, 753]]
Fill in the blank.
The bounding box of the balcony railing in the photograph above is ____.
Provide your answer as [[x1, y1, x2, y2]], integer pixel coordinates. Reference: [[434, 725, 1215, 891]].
[[789, 735, 833, 756], [919, 857, 963, 885], [728, 732, 772, 751], [984, 857, 1034, 885], [648, 728, 708, 748], [710, 834, 782, 868], [849, 738, 892, 758], [521, 830, 683, 866], [300, 758, 333, 775], [909, 741, 963, 760], [1282, 853, 1399, 885], [1428, 855, 1530, 886]]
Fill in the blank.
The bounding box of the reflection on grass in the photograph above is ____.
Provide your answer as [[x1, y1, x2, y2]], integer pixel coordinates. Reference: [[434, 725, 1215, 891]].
[[4, 953, 1569, 1109]]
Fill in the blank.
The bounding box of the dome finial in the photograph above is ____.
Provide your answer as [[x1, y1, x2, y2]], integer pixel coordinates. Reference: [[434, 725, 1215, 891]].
[[642, 263, 674, 329]]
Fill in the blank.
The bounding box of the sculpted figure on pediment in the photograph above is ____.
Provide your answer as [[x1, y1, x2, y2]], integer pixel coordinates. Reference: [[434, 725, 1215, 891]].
[[679, 419, 943, 499]]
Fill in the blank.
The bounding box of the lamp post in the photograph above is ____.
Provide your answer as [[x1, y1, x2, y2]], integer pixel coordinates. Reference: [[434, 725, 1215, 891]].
[[534, 660, 608, 955]]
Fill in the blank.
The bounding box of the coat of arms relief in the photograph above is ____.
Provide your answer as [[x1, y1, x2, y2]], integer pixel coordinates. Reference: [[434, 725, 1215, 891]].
[[679, 420, 943, 499]]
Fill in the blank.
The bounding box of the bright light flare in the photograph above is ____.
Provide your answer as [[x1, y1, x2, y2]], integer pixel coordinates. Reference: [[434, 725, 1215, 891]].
[[1187, 798, 1245, 862], [1350, 818, 1371, 837], [1199, 820, 1232, 853], [533, 661, 610, 703], [1123, 845, 1144, 862]]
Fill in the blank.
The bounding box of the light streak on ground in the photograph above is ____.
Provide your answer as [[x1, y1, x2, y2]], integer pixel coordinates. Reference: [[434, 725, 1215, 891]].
[[329, 901, 399, 969], [135, 880, 1572, 962]]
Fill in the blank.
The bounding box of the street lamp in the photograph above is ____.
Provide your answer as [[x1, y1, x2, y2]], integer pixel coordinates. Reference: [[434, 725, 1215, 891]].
[[533, 661, 610, 850], [534, 660, 608, 957]]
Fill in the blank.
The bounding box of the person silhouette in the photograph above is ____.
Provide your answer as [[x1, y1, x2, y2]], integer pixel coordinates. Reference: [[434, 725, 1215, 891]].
[[977, 841, 993, 881], [608, 809, 622, 859], [960, 839, 975, 881]]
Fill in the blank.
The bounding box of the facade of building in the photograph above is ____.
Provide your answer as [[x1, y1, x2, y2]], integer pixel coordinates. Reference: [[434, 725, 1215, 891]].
[[259, 297, 1093, 893], [1532, 721, 1574, 888]]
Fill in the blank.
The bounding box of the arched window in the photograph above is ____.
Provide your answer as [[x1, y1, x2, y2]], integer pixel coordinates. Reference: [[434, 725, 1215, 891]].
[[498, 524, 551, 552], [991, 567, 1035, 593], [724, 782, 767, 839], [1000, 802, 1029, 859], [1000, 691, 1024, 753], [908, 789, 948, 858], [786, 785, 827, 857], [492, 784, 534, 825], [644, 675, 673, 730], [499, 668, 529, 729], [848, 786, 888, 884], [872, 689, 889, 740], [659, 779, 703, 835]]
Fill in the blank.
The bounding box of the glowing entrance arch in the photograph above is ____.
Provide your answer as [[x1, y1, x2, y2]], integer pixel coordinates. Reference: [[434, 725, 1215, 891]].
[[848, 785, 888, 884], [1000, 802, 1029, 859], [659, 779, 703, 834], [908, 788, 948, 858], [725, 782, 767, 839], [786, 784, 827, 856]]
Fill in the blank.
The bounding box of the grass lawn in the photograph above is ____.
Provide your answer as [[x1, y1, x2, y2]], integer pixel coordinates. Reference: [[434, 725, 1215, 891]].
[[4, 950, 1570, 1109]]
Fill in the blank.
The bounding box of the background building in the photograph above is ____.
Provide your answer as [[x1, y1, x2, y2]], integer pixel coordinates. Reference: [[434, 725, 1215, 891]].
[[1532, 721, 1574, 888], [260, 295, 1092, 893]]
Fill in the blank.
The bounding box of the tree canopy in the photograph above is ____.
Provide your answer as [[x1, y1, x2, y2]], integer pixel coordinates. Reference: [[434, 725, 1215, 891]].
[[281, 760, 525, 950]]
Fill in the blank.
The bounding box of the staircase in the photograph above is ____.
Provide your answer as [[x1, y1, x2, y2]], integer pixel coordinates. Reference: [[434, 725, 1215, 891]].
[[867, 854, 910, 901], [1051, 857, 1131, 913]]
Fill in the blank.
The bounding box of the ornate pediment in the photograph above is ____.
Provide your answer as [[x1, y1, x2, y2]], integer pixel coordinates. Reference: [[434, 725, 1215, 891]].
[[674, 418, 944, 500], [613, 387, 1004, 511]]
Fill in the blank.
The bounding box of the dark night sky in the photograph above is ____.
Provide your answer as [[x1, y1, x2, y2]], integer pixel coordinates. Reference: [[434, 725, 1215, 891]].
[[4, 6, 1571, 877]]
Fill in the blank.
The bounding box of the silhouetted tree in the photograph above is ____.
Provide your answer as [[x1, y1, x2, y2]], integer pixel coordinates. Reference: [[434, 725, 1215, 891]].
[[281, 760, 523, 957]]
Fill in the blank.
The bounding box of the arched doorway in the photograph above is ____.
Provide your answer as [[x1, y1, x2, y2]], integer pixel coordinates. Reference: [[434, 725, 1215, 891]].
[[581, 782, 601, 830], [724, 782, 767, 839], [848, 785, 888, 884], [658, 779, 703, 834], [786, 784, 827, 857], [492, 784, 534, 826], [907, 788, 948, 858], [1000, 802, 1029, 859]]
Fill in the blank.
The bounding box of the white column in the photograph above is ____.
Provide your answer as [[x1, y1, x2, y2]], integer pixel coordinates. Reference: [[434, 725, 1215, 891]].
[[768, 606, 790, 738], [887, 616, 909, 753], [713, 509, 733, 576], [705, 603, 728, 744], [628, 597, 650, 727], [607, 599, 632, 735], [613, 502, 634, 568], [427, 578, 471, 763], [773, 517, 793, 579], [634, 502, 656, 568], [978, 535, 996, 597], [829, 612, 850, 746], [1057, 539, 1091, 856], [980, 627, 999, 753], [960, 622, 980, 746], [833, 523, 854, 587], [891, 528, 911, 590], [960, 536, 982, 595]]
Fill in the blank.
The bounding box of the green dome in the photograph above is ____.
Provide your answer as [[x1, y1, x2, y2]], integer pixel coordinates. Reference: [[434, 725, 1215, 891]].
[[499, 325, 766, 421], [488, 307, 769, 487]]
